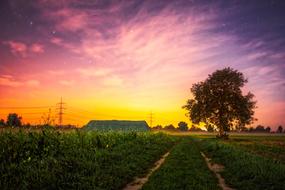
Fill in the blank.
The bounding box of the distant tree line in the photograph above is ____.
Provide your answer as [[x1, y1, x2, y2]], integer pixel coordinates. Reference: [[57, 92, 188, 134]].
[[0, 113, 77, 129], [152, 122, 206, 132], [152, 121, 284, 133], [244, 125, 284, 133], [0, 113, 23, 127]]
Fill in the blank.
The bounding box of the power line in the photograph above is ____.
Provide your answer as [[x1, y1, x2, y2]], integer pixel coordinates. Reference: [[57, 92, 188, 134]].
[[0, 106, 55, 109], [149, 111, 154, 128], [56, 97, 66, 127]]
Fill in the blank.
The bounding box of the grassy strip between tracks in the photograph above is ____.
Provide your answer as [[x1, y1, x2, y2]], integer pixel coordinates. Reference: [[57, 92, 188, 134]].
[[198, 139, 285, 190], [224, 138, 285, 163], [0, 130, 175, 190], [142, 137, 220, 190]]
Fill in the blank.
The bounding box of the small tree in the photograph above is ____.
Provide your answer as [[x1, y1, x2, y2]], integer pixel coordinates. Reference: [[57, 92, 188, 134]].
[[255, 125, 265, 132], [41, 108, 55, 126], [0, 119, 5, 127], [6, 113, 22, 127], [183, 67, 256, 138], [265, 126, 271, 133], [277, 125, 283, 133], [152, 125, 163, 130], [164, 124, 175, 130], [178, 121, 188, 131]]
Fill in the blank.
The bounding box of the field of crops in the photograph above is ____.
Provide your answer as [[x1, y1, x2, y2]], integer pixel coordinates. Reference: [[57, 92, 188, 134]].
[[0, 129, 284, 190], [0, 129, 175, 190], [142, 137, 220, 190], [197, 135, 285, 190]]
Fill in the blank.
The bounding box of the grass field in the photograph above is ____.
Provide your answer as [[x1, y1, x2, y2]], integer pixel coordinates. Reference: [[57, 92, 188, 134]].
[[198, 137, 285, 190], [0, 129, 175, 190], [142, 137, 220, 190], [0, 129, 284, 189]]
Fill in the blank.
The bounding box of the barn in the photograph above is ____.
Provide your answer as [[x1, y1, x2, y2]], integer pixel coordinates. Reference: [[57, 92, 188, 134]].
[[83, 120, 150, 131]]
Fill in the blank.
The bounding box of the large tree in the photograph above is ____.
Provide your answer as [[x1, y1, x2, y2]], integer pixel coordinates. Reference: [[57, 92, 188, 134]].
[[183, 67, 256, 138]]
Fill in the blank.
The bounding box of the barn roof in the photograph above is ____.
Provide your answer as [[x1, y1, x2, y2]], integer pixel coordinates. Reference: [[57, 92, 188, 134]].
[[83, 120, 150, 131]]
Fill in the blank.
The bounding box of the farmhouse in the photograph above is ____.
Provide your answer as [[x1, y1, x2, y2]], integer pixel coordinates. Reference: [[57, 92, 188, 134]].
[[83, 120, 150, 131]]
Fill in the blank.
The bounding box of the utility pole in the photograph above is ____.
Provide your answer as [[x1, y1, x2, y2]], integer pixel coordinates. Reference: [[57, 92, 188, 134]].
[[149, 111, 154, 128], [56, 97, 66, 127]]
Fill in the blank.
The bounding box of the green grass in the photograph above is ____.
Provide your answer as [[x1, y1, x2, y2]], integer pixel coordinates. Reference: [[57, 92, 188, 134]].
[[142, 137, 220, 190], [0, 129, 175, 190], [198, 139, 285, 190], [219, 135, 285, 162]]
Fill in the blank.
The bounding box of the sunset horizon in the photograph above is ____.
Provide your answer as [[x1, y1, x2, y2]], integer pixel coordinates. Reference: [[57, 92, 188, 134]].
[[1, 0, 284, 130]]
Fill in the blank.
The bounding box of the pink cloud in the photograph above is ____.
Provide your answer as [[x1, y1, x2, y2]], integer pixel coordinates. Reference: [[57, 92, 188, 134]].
[[3, 41, 27, 57], [50, 37, 63, 45], [59, 80, 74, 86], [3, 1, 283, 127], [44, 8, 88, 32], [0, 75, 22, 87], [26, 80, 40, 87], [0, 75, 40, 88], [3, 41, 44, 57], [30, 43, 44, 54], [77, 68, 111, 77], [48, 70, 66, 76], [247, 51, 268, 61]]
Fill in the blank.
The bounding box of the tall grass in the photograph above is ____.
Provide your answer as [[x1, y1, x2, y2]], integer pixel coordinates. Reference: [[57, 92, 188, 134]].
[[0, 129, 175, 190], [199, 139, 285, 190], [143, 137, 220, 190]]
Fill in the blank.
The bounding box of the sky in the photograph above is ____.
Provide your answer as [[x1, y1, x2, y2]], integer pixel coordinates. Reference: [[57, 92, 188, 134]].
[[0, 0, 284, 129]]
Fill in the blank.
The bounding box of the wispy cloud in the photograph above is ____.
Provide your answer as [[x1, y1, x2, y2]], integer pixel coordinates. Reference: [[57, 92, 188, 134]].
[[0, 75, 22, 87], [30, 43, 44, 54], [3, 41, 44, 57], [26, 80, 40, 87], [3, 41, 27, 57], [0, 75, 40, 87], [59, 80, 74, 86], [1, 0, 285, 127], [77, 68, 112, 77]]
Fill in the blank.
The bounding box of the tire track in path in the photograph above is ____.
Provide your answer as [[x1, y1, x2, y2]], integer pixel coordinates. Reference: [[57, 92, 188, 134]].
[[123, 151, 170, 190], [201, 152, 235, 190]]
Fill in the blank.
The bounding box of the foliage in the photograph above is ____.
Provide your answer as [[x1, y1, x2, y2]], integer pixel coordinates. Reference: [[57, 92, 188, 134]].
[[6, 113, 22, 127], [277, 125, 283, 133], [247, 125, 272, 133], [189, 126, 203, 132], [142, 137, 219, 190], [152, 125, 163, 130], [224, 136, 285, 163], [255, 125, 265, 132], [205, 123, 215, 132], [0, 130, 174, 189], [199, 138, 285, 190], [183, 67, 256, 138], [0, 119, 5, 127], [164, 124, 175, 130], [177, 121, 188, 131]]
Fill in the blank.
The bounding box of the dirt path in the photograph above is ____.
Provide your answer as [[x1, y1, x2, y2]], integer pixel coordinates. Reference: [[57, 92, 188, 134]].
[[201, 152, 235, 190], [123, 151, 170, 190]]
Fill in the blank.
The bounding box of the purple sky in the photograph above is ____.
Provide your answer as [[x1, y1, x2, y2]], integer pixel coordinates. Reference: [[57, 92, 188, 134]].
[[0, 0, 284, 128]]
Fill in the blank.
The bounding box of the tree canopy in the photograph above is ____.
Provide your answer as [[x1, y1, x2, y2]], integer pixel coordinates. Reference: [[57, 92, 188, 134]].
[[178, 121, 188, 131], [6, 113, 22, 127], [277, 125, 283, 133], [183, 67, 256, 138]]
